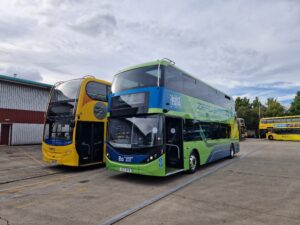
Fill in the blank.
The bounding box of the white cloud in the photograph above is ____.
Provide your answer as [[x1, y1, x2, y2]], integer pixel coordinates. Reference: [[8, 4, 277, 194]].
[[0, 0, 299, 105], [3, 66, 42, 81]]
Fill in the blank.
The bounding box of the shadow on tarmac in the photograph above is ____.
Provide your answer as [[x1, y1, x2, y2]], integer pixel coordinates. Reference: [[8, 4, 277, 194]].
[[107, 155, 238, 186], [45, 163, 106, 174]]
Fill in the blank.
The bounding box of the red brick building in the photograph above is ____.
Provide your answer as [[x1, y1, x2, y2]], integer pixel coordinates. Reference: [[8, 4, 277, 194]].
[[0, 74, 52, 145]]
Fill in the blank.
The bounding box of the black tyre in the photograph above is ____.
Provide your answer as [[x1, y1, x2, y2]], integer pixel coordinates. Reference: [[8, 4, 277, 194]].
[[229, 145, 235, 159], [268, 135, 273, 140], [188, 151, 198, 174]]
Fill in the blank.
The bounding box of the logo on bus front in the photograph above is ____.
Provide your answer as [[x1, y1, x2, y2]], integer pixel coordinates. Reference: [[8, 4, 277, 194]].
[[118, 156, 134, 163], [159, 157, 163, 168]]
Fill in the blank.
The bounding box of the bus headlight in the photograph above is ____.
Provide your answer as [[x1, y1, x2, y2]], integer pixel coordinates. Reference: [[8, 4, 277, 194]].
[[146, 152, 161, 163], [106, 153, 110, 159], [66, 150, 72, 155]]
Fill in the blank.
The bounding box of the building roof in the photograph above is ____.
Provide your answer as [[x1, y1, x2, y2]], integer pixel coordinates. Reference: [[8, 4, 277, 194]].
[[0, 74, 52, 89]]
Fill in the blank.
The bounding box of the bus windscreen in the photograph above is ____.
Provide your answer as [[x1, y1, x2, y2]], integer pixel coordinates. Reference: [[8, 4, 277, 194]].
[[112, 66, 161, 92]]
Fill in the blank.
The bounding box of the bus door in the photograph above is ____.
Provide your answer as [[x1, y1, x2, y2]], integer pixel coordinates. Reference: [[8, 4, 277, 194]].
[[76, 122, 104, 165], [165, 117, 183, 169]]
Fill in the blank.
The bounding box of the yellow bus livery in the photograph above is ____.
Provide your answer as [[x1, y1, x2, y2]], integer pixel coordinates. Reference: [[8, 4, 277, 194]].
[[259, 115, 300, 141], [42, 77, 111, 166]]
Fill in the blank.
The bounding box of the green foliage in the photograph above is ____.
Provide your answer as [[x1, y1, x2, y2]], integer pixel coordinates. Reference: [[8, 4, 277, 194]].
[[235, 97, 259, 131], [235, 96, 286, 136], [265, 98, 285, 117], [288, 91, 300, 115], [235, 97, 251, 109]]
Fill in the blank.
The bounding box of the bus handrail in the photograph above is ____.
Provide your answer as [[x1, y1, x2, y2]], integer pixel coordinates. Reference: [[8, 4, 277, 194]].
[[166, 143, 180, 159]]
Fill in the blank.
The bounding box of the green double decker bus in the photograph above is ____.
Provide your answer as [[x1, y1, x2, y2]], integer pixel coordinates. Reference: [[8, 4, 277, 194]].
[[106, 59, 239, 176]]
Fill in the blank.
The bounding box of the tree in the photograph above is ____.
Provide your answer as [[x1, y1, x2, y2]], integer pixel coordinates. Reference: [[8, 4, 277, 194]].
[[252, 97, 266, 118], [235, 97, 251, 110], [265, 98, 285, 117], [235, 96, 285, 137], [235, 97, 257, 131], [289, 91, 300, 115]]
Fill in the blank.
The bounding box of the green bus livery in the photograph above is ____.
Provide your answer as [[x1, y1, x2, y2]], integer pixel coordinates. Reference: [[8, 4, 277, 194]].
[[106, 59, 240, 176]]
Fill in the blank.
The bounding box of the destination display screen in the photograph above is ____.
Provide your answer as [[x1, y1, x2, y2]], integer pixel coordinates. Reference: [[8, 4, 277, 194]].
[[111, 92, 147, 109], [110, 92, 149, 117]]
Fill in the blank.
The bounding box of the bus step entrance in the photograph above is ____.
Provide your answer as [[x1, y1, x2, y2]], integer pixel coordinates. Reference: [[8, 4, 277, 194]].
[[166, 167, 185, 176], [166, 144, 181, 168]]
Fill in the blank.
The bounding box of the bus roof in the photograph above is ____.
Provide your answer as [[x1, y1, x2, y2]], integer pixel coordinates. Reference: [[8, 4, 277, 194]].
[[117, 59, 233, 102], [90, 77, 111, 86], [55, 76, 111, 87]]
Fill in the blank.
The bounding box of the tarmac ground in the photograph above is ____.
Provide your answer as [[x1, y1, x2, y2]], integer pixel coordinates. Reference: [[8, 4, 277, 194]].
[[0, 139, 299, 225]]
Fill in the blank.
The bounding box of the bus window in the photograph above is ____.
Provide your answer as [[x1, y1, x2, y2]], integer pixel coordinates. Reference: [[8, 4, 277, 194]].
[[112, 66, 161, 92], [164, 66, 183, 92], [86, 81, 107, 101], [183, 75, 196, 97], [184, 120, 202, 141], [200, 123, 213, 140]]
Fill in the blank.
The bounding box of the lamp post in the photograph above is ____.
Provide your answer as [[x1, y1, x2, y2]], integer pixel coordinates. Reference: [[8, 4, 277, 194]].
[[258, 102, 261, 139]]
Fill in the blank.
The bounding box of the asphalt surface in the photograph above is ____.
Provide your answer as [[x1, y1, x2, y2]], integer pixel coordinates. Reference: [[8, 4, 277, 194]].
[[0, 140, 299, 225]]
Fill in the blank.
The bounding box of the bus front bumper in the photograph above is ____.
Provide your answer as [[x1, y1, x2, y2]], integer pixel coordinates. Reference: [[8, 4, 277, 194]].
[[42, 143, 79, 167], [106, 155, 166, 177]]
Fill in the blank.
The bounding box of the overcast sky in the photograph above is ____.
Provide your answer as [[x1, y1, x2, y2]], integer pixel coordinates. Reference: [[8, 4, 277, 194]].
[[0, 0, 299, 106]]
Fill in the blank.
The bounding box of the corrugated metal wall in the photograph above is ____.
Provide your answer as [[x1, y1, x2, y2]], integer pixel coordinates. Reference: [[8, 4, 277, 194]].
[[0, 82, 49, 111], [11, 123, 44, 145], [0, 81, 50, 145]]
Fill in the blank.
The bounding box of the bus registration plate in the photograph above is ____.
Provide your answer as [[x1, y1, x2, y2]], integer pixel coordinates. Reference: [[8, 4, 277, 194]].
[[119, 167, 132, 173]]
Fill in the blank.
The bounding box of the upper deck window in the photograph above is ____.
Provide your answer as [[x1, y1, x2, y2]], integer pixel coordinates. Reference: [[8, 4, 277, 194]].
[[86, 81, 109, 101], [163, 65, 234, 109], [164, 66, 184, 92], [112, 66, 161, 93], [48, 79, 82, 117], [50, 79, 82, 103]]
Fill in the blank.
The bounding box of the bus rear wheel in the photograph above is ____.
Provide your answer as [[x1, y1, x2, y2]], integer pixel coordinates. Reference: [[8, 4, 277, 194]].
[[268, 135, 273, 140], [229, 145, 235, 159], [188, 151, 198, 174]]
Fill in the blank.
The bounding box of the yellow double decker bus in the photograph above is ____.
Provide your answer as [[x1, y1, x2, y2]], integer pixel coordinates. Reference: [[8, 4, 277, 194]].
[[42, 77, 111, 166], [259, 116, 300, 141]]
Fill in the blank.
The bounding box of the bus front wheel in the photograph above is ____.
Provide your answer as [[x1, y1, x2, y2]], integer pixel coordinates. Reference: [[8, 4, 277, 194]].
[[268, 135, 273, 140], [188, 151, 198, 174]]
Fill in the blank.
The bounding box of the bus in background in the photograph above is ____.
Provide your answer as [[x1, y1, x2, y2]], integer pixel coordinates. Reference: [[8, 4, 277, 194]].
[[106, 59, 239, 176], [42, 77, 111, 166], [259, 116, 300, 141], [237, 118, 247, 140]]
